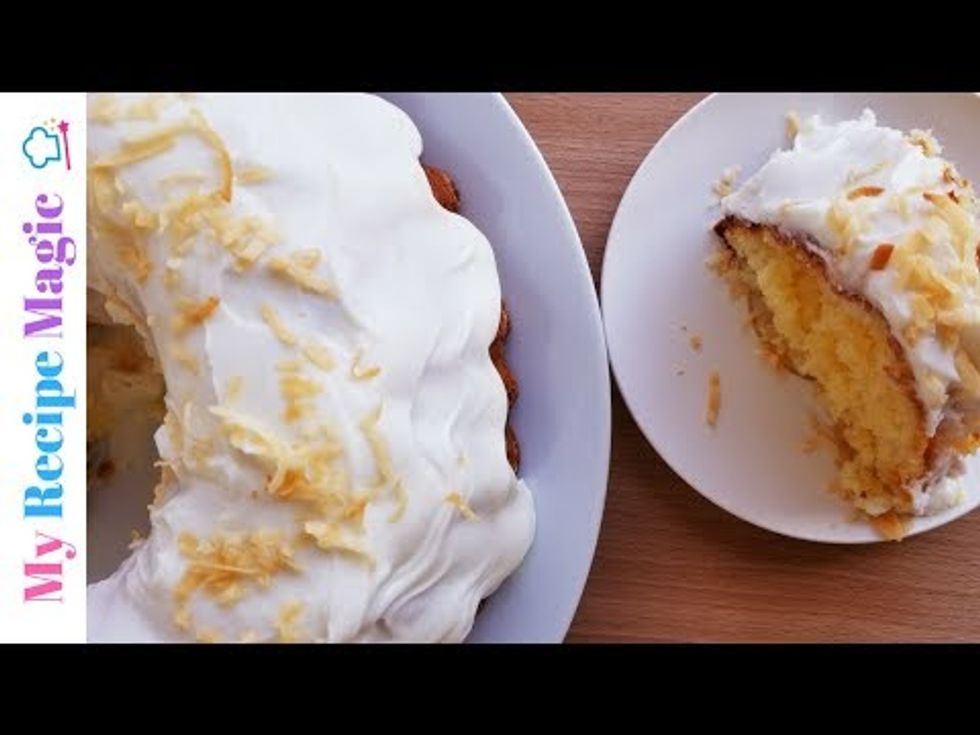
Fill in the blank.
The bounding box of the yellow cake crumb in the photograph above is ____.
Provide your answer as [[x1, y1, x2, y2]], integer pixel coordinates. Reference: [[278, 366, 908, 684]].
[[800, 414, 843, 456], [870, 511, 908, 541], [705, 370, 721, 428]]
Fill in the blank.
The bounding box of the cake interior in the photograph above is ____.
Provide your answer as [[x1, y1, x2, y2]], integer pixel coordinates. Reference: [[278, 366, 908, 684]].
[[715, 219, 931, 518]]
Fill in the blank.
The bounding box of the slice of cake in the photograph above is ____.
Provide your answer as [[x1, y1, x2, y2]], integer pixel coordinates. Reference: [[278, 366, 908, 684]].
[[713, 109, 980, 535]]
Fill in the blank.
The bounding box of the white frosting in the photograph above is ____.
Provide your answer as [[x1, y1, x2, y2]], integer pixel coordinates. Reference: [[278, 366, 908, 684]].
[[86, 93, 534, 642], [722, 109, 980, 514]]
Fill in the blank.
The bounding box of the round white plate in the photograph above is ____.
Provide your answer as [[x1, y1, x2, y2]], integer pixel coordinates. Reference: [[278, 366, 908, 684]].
[[88, 93, 611, 642], [602, 92, 980, 544]]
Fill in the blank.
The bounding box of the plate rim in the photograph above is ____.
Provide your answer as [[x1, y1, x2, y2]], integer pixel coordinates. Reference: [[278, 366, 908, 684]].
[[494, 92, 612, 636]]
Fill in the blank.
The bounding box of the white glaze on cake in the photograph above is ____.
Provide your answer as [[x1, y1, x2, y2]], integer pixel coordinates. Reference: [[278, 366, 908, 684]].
[[722, 110, 980, 514], [86, 93, 534, 642]]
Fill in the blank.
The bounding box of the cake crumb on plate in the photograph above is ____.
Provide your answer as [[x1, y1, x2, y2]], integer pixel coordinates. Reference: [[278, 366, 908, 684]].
[[870, 511, 908, 541], [712, 167, 740, 200], [705, 370, 721, 427], [786, 111, 801, 140]]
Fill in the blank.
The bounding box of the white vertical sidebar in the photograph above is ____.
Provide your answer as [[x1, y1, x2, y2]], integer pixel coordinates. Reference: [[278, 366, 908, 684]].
[[0, 93, 86, 642]]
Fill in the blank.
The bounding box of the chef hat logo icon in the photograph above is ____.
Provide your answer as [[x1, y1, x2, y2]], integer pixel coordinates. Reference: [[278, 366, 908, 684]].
[[22, 127, 62, 169]]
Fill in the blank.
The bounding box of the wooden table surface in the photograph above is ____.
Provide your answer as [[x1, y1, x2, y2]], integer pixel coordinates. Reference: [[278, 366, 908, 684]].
[[507, 93, 980, 643]]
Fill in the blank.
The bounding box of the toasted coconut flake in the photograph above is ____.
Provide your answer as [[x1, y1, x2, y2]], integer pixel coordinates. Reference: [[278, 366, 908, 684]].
[[171, 342, 200, 373], [151, 462, 176, 509], [196, 629, 221, 644], [187, 109, 233, 201], [174, 530, 300, 610], [845, 160, 888, 186], [360, 405, 394, 486], [225, 375, 244, 403], [301, 340, 335, 371], [173, 605, 192, 632], [237, 165, 273, 185], [115, 237, 152, 283], [275, 601, 305, 643], [172, 296, 220, 335], [92, 132, 176, 169], [955, 349, 980, 397], [302, 520, 371, 560], [268, 255, 336, 298], [712, 167, 740, 200], [826, 198, 862, 254], [351, 349, 381, 380], [266, 448, 347, 511], [923, 191, 976, 263], [277, 364, 321, 423], [847, 185, 884, 200], [199, 208, 277, 270], [389, 479, 408, 523], [165, 191, 225, 250], [869, 243, 894, 271], [121, 199, 160, 231], [163, 265, 181, 290], [444, 491, 479, 521], [260, 303, 298, 347], [158, 170, 209, 189], [102, 294, 142, 331], [705, 370, 721, 427], [907, 129, 942, 157], [937, 322, 960, 348], [89, 94, 120, 124], [90, 93, 171, 124]]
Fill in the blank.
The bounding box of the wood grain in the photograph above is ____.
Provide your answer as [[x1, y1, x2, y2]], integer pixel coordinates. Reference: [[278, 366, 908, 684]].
[[506, 93, 980, 643]]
